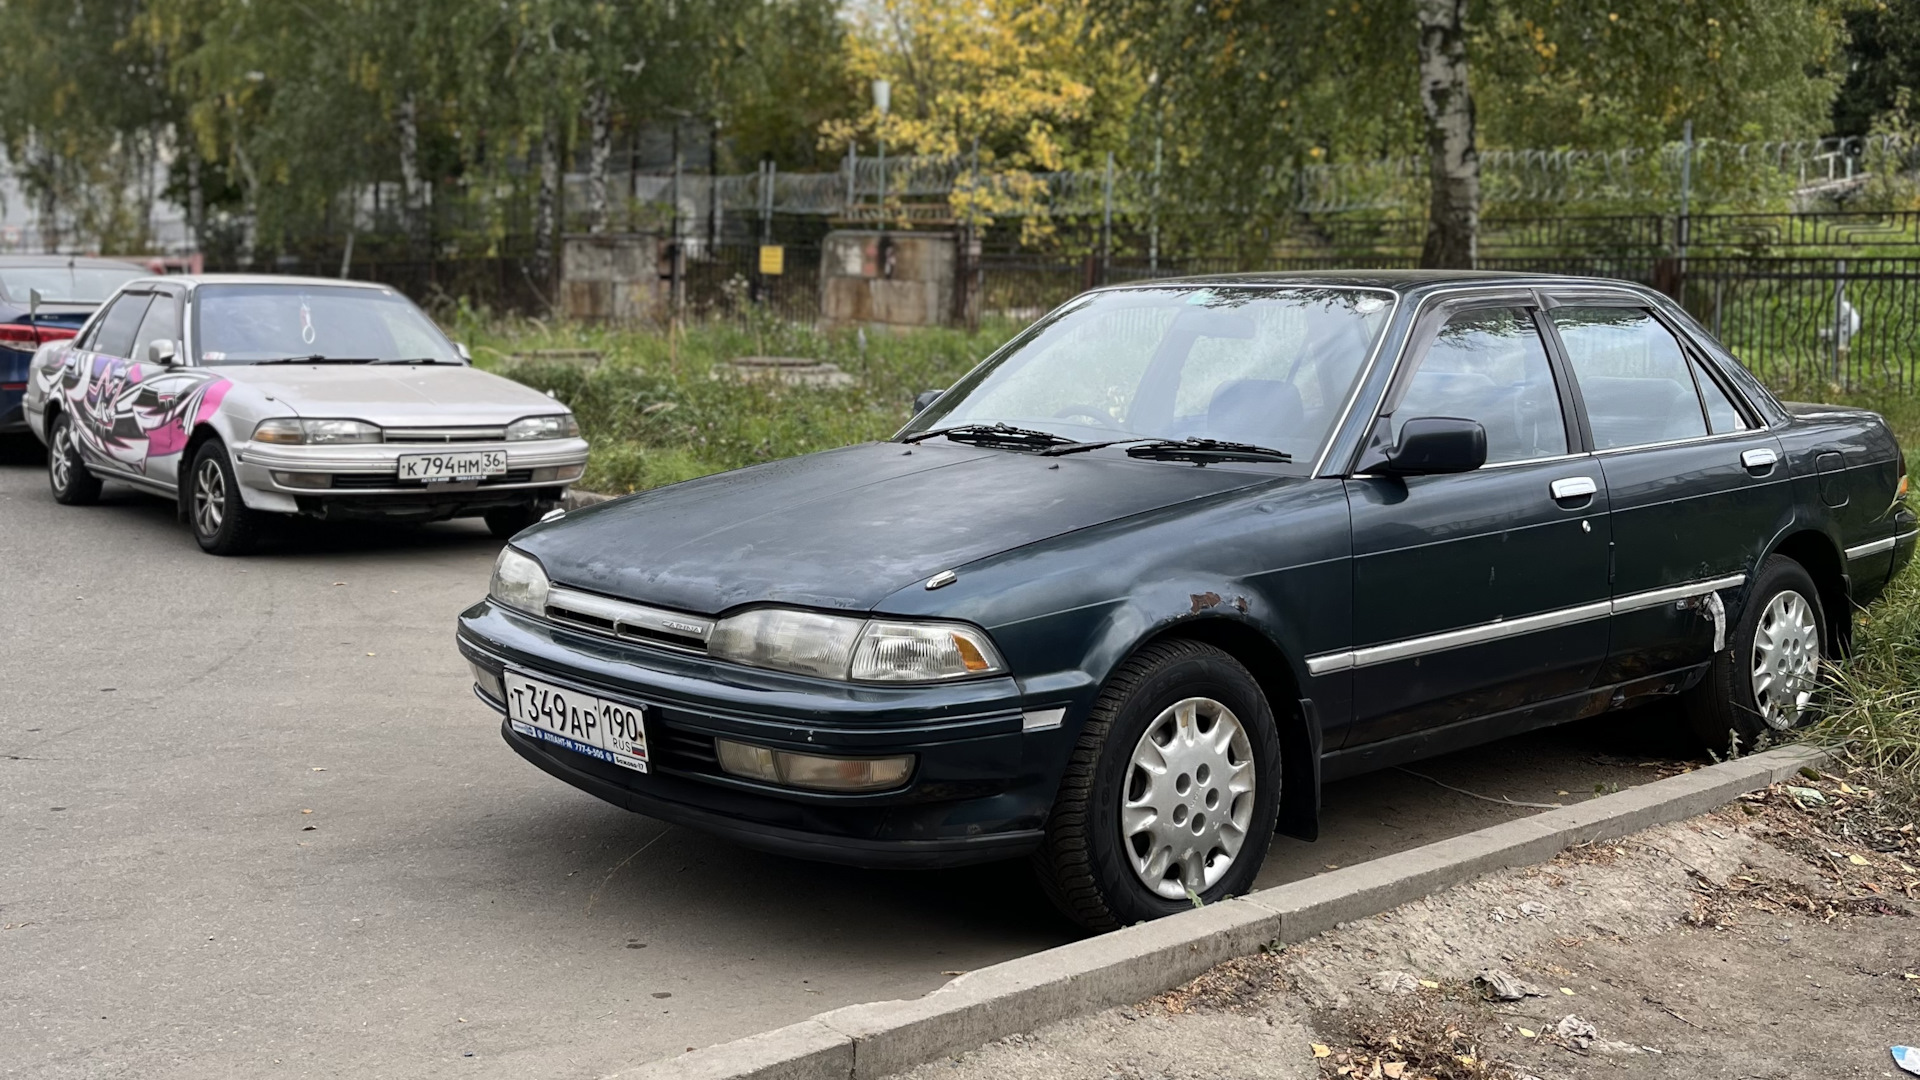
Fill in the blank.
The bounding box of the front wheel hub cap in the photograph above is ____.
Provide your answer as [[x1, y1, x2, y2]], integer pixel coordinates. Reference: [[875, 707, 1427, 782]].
[[1121, 696, 1258, 900], [1751, 589, 1820, 730], [194, 459, 226, 536]]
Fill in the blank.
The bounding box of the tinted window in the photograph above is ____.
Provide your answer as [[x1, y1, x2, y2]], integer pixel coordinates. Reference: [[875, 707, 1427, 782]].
[[906, 286, 1394, 460], [1551, 307, 1708, 449], [132, 293, 182, 362], [89, 292, 153, 359], [1393, 307, 1567, 464], [1690, 355, 1747, 434]]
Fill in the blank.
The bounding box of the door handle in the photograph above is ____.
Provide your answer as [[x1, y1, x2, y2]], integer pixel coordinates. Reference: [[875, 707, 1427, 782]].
[[1742, 447, 1778, 470], [1550, 476, 1597, 501]]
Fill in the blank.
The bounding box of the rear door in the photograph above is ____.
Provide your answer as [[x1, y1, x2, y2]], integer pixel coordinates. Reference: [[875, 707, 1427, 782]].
[[1341, 295, 1612, 750], [69, 289, 153, 472], [1544, 298, 1792, 688]]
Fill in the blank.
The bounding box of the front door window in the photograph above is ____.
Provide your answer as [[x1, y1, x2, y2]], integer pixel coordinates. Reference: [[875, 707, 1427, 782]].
[[1392, 306, 1568, 463]]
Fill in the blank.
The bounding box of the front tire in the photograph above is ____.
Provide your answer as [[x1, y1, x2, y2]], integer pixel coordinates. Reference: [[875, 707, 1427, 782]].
[[1033, 640, 1282, 931], [1683, 555, 1826, 752], [47, 412, 102, 505], [188, 439, 265, 556]]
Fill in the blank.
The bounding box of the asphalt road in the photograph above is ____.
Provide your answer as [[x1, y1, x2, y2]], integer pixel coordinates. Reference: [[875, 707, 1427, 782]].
[[0, 438, 1706, 1080]]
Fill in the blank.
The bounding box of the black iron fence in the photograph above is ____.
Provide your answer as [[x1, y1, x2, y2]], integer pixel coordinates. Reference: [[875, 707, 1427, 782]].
[[246, 210, 1920, 390]]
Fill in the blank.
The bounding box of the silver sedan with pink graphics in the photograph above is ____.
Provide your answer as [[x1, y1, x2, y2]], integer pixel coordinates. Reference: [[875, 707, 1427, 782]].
[[23, 275, 588, 554]]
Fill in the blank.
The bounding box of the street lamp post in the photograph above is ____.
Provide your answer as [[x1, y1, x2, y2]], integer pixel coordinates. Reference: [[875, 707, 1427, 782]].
[[872, 79, 890, 230]]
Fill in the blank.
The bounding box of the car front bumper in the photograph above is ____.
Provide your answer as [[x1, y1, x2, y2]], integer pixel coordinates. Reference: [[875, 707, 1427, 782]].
[[236, 436, 589, 494], [455, 600, 1073, 868]]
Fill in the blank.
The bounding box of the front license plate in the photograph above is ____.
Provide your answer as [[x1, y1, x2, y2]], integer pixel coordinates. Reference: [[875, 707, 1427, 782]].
[[397, 450, 507, 482], [504, 671, 649, 773]]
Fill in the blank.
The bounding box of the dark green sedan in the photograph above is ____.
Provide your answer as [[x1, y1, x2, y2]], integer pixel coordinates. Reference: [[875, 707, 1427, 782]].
[[456, 271, 1915, 930]]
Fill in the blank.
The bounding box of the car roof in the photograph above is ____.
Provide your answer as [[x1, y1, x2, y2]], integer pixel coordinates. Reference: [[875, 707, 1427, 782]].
[[0, 254, 151, 270], [1105, 269, 1652, 295], [145, 273, 396, 290]]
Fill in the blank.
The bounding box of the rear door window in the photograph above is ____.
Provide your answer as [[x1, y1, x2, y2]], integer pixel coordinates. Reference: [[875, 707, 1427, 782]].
[[1392, 306, 1568, 464], [88, 292, 153, 359], [1550, 307, 1708, 450], [1690, 355, 1749, 434]]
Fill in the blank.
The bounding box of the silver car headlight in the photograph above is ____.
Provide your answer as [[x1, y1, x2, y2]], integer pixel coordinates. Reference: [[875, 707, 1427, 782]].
[[706, 607, 1005, 682], [489, 547, 550, 617], [253, 417, 383, 445], [506, 414, 581, 441]]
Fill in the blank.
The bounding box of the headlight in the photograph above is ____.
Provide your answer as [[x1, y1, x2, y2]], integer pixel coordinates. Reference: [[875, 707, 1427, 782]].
[[705, 607, 1005, 682], [706, 608, 864, 679], [507, 414, 581, 441], [252, 418, 383, 445], [489, 547, 550, 617]]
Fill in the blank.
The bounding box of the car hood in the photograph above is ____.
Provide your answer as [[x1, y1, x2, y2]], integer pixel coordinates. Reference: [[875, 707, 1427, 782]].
[[211, 363, 560, 427], [513, 441, 1285, 614]]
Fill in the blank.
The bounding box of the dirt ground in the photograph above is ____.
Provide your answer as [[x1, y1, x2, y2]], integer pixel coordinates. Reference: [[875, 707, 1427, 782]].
[[892, 765, 1920, 1080]]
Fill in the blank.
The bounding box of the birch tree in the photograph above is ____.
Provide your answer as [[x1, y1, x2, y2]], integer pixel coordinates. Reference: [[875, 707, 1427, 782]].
[[1416, 0, 1477, 269]]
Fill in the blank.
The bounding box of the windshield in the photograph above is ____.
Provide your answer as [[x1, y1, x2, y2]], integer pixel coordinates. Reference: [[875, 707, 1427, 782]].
[[903, 285, 1394, 460], [191, 283, 462, 365], [0, 264, 146, 304]]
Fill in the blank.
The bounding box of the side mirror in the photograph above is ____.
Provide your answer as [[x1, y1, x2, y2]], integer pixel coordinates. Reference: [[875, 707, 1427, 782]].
[[1376, 416, 1487, 475], [455, 342, 473, 363], [147, 339, 180, 365], [912, 388, 945, 414]]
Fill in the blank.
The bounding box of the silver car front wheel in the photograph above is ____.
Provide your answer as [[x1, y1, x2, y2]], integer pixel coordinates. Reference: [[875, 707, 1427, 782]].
[[187, 437, 264, 556], [193, 456, 226, 537]]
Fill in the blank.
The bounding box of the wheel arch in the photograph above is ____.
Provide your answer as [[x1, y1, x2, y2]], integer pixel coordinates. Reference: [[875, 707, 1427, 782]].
[[1764, 528, 1852, 656], [1120, 614, 1322, 843]]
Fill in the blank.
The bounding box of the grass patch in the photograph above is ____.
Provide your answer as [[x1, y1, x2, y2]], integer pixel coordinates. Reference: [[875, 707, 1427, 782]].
[[450, 311, 1016, 494]]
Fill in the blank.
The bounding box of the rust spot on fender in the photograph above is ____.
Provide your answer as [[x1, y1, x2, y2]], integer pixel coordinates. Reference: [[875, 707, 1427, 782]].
[[1189, 591, 1223, 613], [1233, 595, 1250, 614]]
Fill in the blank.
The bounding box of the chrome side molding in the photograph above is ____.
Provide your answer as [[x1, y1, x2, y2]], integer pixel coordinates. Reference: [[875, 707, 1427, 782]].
[[1305, 572, 1749, 675]]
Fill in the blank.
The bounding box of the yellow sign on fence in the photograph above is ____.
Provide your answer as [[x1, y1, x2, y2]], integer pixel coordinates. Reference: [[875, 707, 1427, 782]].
[[758, 245, 785, 275]]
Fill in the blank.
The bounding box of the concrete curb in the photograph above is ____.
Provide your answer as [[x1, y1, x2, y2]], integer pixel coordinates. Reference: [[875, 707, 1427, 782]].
[[608, 743, 1829, 1080]]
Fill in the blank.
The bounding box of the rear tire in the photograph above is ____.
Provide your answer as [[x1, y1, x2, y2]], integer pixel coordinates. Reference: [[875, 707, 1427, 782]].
[[484, 504, 542, 540], [47, 412, 102, 505], [1682, 555, 1826, 753], [1032, 640, 1282, 932], [188, 438, 265, 556]]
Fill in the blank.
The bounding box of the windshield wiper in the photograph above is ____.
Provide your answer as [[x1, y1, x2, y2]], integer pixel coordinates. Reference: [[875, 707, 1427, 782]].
[[368, 357, 456, 365], [251, 354, 379, 365], [901, 423, 1078, 450], [1124, 438, 1293, 465]]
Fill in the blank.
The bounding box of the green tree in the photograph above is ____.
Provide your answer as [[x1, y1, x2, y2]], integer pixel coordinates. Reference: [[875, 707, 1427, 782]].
[[1831, 0, 1920, 136], [0, 0, 180, 252]]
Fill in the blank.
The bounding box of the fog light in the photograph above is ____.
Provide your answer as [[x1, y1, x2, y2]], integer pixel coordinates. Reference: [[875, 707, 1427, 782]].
[[271, 471, 332, 488], [530, 464, 586, 483], [468, 661, 505, 702], [715, 739, 914, 792]]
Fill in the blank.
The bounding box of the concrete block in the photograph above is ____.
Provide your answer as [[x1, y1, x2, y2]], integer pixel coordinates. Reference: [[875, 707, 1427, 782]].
[[818, 896, 1283, 1078], [604, 1019, 851, 1080], [1249, 816, 1566, 942]]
